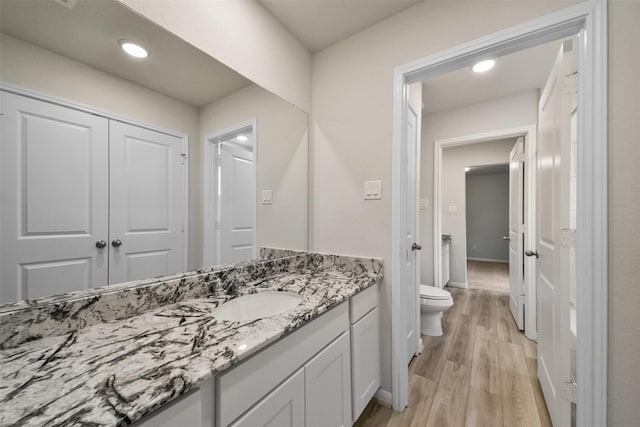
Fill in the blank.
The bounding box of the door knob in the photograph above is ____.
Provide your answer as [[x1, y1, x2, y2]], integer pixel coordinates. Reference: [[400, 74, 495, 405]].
[[502, 236, 510, 241], [111, 239, 122, 247], [95, 240, 107, 248], [411, 243, 422, 251], [525, 250, 539, 258]]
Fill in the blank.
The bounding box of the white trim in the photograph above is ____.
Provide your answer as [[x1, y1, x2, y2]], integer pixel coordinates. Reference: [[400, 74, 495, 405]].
[[446, 281, 468, 289], [434, 125, 537, 341], [373, 389, 393, 408], [391, 2, 607, 424], [203, 119, 258, 267], [467, 257, 509, 264], [0, 83, 190, 274]]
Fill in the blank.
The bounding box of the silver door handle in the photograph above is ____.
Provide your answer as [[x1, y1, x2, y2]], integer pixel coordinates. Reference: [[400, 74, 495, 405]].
[[503, 236, 510, 241], [411, 243, 422, 251], [525, 250, 539, 258]]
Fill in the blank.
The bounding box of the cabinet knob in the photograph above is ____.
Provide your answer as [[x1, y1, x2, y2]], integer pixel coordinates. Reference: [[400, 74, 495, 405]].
[[95, 240, 107, 249], [111, 239, 122, 247]]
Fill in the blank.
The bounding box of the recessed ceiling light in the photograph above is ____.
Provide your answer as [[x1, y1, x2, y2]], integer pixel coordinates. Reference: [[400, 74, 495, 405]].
[[472, 59, 496, 73], [237, 135, 248, 142], [120, 40, 148, 58]]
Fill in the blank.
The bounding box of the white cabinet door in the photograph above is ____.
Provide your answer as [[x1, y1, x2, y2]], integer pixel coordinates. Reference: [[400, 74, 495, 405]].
[[442, 244, 450, 287], [108, 121, 185, 284], [230, 368, 304, 427], [136, 390, 202, 427], [351, 307, 380, 422], [0, 91, 109, 303], [305, 331, 351, 427]]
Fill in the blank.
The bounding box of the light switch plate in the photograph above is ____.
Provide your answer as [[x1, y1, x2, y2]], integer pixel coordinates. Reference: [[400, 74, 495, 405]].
[[364, 180, 382, 200], [262, 190, 273, 204], [420, 199, 429, 210], [448, 205, 458, 214]]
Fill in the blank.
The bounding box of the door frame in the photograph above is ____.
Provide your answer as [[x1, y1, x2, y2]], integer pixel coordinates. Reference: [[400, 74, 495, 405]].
[[390, 1, 607, 424], [203, 119, 258, 266], [0, 82, 190, 273], [433, 126, 537, 341]]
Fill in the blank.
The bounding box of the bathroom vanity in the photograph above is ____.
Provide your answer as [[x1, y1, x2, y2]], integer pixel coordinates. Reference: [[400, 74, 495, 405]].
[[0, 253, 382, 427], [442, 235, 451, 287]]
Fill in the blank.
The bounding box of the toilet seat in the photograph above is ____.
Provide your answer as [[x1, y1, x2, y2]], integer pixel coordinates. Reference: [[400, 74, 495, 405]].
[[419, 284, 451, 301]]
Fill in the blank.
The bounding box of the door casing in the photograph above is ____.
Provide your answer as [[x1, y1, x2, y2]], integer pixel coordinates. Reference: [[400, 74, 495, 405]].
[[433, 126, 536, 341], [390, 2, 607, 425]]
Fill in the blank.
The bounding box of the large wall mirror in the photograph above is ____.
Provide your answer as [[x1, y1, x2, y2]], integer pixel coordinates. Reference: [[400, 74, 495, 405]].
[[0, 0, 308, 304]]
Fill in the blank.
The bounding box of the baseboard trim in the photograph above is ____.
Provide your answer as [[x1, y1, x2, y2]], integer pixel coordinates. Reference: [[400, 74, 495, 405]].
[[447, 281, 468, 289], [373, 388, 393, 408], [467, 257, 509, 263]]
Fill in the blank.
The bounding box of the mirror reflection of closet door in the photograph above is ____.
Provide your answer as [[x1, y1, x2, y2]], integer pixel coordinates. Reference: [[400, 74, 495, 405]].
[[108, 121, 185, 284], [0, 91, 109, 303]]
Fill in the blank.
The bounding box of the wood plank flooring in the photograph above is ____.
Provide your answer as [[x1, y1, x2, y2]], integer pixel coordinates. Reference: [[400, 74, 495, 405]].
[[354, 288, 551, 427], [467, 261, 509, 293]]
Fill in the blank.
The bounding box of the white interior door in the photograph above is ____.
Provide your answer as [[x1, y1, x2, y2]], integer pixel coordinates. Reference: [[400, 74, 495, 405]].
[[535, 39, 575, 427], [403, 106, 419, 364], [509, 137, 525, 330], [0, 91, 109, 302], [219, 142, 255, 264], [108, 121, 184, 284]]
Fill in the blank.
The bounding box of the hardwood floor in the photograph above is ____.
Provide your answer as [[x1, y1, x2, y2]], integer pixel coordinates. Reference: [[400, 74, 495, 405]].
[[467, 260, 509, 293], [354, 288, 551, 427]]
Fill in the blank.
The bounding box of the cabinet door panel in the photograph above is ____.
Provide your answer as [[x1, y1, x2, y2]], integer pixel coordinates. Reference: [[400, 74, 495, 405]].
[[230, 369, 304, 427], [305, 331, 351, 427], [351, 307, 380, 421], [0, 91, 109, 302]]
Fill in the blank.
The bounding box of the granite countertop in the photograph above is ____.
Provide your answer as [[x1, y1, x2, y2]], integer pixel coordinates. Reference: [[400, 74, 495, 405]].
[[0, 255, 382, 426]]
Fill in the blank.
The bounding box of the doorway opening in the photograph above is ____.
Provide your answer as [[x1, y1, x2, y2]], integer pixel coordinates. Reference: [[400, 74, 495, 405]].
[[204, 120, 257, 266], [465, 161, 511, 293], [391, 2, 607, 426]]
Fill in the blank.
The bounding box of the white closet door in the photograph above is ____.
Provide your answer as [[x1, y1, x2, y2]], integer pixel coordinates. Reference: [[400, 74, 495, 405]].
[[0, 91, 109, 303], [108, 121, 184, 284]]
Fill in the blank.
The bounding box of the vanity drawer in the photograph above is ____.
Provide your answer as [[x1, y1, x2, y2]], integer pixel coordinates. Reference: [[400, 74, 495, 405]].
[[217, 301, 349, 427], [350, 283, 378, 324]]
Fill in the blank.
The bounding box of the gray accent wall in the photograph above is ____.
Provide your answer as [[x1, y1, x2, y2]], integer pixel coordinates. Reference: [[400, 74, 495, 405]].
[[466, 171, 510, 262]]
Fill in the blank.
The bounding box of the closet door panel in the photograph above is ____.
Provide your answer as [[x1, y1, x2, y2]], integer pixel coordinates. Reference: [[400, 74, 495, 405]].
[[0, 91, 109, 303], [108, 121, 184, 284]]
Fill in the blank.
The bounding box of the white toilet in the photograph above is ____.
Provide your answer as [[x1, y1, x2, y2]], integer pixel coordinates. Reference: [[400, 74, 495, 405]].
[[419, 284, 454, 336]]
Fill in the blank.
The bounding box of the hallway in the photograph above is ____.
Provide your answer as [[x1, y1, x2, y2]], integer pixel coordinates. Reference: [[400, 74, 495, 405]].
[[354, 288, 551, 427]]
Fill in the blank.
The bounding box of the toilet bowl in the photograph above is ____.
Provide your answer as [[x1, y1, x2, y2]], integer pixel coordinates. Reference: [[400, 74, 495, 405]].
[[419, 284, 454, 337]]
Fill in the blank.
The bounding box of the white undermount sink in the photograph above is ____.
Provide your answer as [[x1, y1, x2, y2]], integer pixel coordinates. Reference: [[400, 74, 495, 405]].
[[213, 291, 303, 322]]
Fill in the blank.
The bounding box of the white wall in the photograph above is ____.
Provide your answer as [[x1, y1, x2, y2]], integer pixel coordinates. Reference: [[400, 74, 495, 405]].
[[0, 34, 204, 268], [117, 0, 311, 113], [441, 140, 515, 284], [466, 172, 510, 263], [311, 0, 573, 395], [420, 91, 538, 286], [199, 84, 309, 254], [608, 1, 640, 424]]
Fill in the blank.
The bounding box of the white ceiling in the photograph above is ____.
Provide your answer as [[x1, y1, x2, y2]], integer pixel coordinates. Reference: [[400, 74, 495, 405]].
[[466, 162, 510, 176], [259, 0, 421, 52], [0, 0, 250, 107], [422, 39, 562, 114]]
